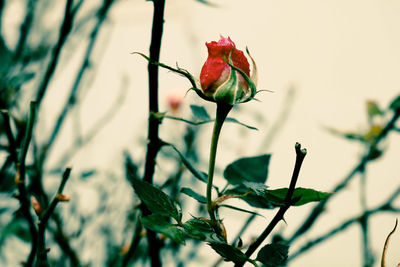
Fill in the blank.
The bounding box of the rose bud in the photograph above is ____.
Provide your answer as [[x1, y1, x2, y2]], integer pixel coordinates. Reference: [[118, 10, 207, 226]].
[[200, 36, 257, 105], [31, 196, 43, 216]]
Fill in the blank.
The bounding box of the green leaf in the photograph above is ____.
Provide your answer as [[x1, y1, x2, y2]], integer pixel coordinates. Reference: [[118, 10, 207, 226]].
[[219, 204, 263, 217], [223, 154, 271, 185], [168, 144, 208, 183], [366, 101, 383, 118], [183, 218, 220, 242], [256, 242, 289, 267], [141, 214, 185, 244], [181, 187, 206, 203], [208, 242, 248, 264], [225, 117, 258, 130], [130, 177, 181, 222], [266, 188, 333, 206], [389, 95, 400, 111], [190, 105, 210, 121], [225, 185, 276, 209]]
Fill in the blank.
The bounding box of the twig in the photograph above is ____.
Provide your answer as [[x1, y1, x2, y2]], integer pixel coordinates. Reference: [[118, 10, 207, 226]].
[[35, 168, 72, 267], [1, 110, 18, 164], [289, 108, 400, 243], [15, 101, 38, 267], [140, 0, 166, 266], [288, 187, 400, 261], [35, 0, 76, 108], [234, 142, 307, 267], [359, 168, 374, 267], [13, 0, 37, 61], [121, 217, 143, 267], [381, 219, 398, 267]]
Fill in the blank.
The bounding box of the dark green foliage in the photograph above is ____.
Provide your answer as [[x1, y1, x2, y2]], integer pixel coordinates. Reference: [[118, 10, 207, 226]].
[[190, 105, 211, 120], [141, 214, 185, 244], [130, 177, 181, 222], [208, 242, 248, 264], [265, 187, 333, 206], [223, 154, 271, 185], [256, 242, 289, 266], [183, 218, 219, 242], [181, 187, 207, 203]]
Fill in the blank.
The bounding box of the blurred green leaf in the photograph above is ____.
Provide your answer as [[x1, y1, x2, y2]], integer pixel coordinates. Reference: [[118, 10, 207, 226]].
[[389, 95, 400, 111], [181, 187, 206, 203], [208, 242, 248, 264], [256, 242, 289, 266], [225, 117, 258, 130], [266, 188, 332, 206], [366, 101, 384, 118], [130, 177, 181, 222], [190, 105, 211, 121], [223, 154, 271, 185], [8, 72, 35, 88], [141, 214, 185, 244]]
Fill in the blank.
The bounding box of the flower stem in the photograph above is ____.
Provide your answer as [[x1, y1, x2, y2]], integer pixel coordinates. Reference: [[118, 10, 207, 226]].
[[207, 104, 232, 224]]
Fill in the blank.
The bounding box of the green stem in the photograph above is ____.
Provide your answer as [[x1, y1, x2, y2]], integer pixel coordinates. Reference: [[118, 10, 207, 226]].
[[206, 104, 232, 223]]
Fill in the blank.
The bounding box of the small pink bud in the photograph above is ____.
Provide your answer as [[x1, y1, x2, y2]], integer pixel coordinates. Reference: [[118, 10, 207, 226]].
[[31, 196, 43, 216], [166, 93, 183, 112], [56, 194, 70, 202]]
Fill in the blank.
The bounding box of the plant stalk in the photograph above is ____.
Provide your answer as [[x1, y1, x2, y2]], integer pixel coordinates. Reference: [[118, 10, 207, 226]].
[[206, 104, 232, 223]]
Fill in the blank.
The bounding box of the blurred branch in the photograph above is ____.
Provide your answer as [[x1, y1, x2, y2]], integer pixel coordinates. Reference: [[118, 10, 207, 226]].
[[36, 168, 72, 267], [288, 187, 400, 261], [288, 107, 400, 243], [258, 86, 296, 152], [359, 168, 374, 267], [234, 143, 307, 267], [35, 0, 78, 108], [121, 217, 143, 267], [54, 76, 128, 167], [41, 0, 115, 165], [1, 110, 18, 164], [15, 101, 38, 267], [13, 0, 38, 62]]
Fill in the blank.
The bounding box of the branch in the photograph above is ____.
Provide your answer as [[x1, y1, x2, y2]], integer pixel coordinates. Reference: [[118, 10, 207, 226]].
[[234, 142, 307, 267], [35, 168, 72, 267], [35, 0, 77, 108], [15, 101, 38, 267]]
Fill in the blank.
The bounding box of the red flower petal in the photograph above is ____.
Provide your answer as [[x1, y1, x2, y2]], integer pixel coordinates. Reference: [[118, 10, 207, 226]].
[[200, 36, 250, 92]]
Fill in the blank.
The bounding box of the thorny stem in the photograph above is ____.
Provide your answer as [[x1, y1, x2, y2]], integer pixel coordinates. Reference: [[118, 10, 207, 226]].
[[234, 143, 307, 267], [207, 104, 232, 225], [140, 0, 166, 266]]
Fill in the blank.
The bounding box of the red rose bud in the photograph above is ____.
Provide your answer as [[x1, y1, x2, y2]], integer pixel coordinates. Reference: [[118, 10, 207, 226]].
[[31, 196, 43, 216], [200, 36, 257, 105]]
